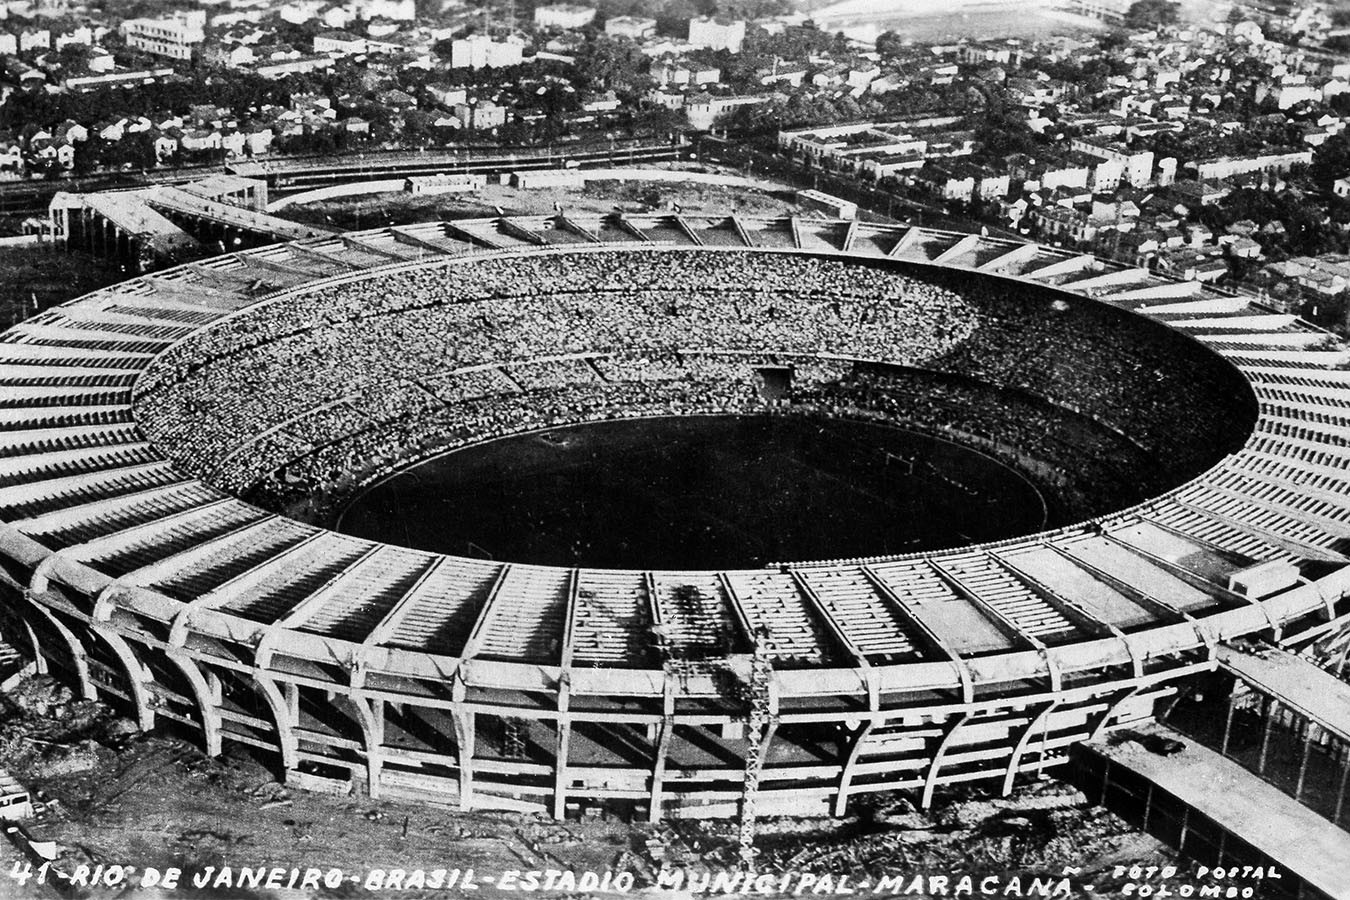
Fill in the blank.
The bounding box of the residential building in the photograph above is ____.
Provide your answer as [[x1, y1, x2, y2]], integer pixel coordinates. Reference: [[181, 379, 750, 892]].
[[1008, 154, 1090, 192], [684, 93, 768, 130], [19, 29, 50, 52], [1031, 204, 1097, 244], [454, 99, 509, 130], [688, 16, 745, 53], [533, 4, 595, 29], [449, 34, 524, 69], [604, 16, 655, 39], [64, 67, 174, 92], [314, 30, 367, 55], [650, 60, 719, 87], [53, 25, 92, 50], [1189, 149, 1312, 181], [206, 42, 256, 67], [254, 56, 334, 78], [1069, 137, 1155, 188], [913, 164, 975, 203], [120, 11, 205, 61]]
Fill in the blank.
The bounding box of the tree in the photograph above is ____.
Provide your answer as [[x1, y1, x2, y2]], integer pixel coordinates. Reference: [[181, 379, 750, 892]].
[[875, 30, 905, 59], [572, 34, 650, 94], [1310, 132, 1350, 191], [975, 104, 1039, 159], [1124, 0, 1179, 28]]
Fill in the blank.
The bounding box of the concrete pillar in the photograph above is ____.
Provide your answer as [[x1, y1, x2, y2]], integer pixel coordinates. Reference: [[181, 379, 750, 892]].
[[168, 653, 222, 757], [552, 720, 571, 820], [1295, 719, 1312, 801], [367, 698, 385, 799], [92, 628, 154, 732], [22, 619, 46, 675], [1220, 683, 1238, 757], [27, 601, 95, 701], [1257, 696, 1276, 776], [1335, 742, 1350, 826], [649, 717, 673, 823], [452, 707, 475, 811]]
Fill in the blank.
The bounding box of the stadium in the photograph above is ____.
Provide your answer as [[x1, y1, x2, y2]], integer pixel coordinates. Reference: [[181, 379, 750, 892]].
[[1, 213, 1348, 824]]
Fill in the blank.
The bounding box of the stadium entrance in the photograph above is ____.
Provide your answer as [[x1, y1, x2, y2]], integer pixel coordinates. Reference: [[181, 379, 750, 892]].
[[335, 414, 1048, 569]]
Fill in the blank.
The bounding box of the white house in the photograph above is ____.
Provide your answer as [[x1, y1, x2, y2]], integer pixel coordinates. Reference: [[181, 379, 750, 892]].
[[449, 34, 524, 69], [533, 4, 595, 29], [688, 16, 745, 53], [604, 16, 655, 39], [313, 30, 367, 55]]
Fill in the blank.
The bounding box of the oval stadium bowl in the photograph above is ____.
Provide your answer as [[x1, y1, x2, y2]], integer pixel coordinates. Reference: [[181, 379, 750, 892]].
[[1, 214, 1348, 820]]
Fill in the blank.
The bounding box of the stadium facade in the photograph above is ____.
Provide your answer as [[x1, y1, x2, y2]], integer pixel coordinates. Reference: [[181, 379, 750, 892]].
[[0, 214, 1348, 821]]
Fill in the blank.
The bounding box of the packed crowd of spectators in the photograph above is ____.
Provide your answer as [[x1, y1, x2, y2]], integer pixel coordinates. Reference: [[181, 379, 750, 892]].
[[249, 375, 765, 518], [136, 250, 980, 476], [920, 275, 1257, 473], [792, 366, 1166, 521], [130, 248, 1255, 518]]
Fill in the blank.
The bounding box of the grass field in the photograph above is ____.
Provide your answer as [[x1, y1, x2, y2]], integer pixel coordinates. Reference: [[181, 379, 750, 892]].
[[337, 415, 1048, 569]]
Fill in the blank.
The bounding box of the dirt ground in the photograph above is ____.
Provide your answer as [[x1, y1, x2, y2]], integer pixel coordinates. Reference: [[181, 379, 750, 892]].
[[275, 177, 802, 232], [0, 675, 1176, 900]]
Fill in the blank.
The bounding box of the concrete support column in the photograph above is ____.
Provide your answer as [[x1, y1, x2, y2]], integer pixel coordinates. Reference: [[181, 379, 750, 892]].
[[1294, 718, 1313, 802], [168, 652, 222, 757], [648, 675, 677, 823], [284, 681, 299, 722], [1257, 696, 1277, 777], [93, 628, 154, 732], [649, 716, 673, 823], [26, 600, 95, 700], [256, 675, 298, 779], [922, 712, 972, 809], [1220, 683, 1238, 757], [1002, 701, 1059, 797], [367, 698, 385, 799], [1334, 741, 1350, 826], [834, 719, 874, 816], [552, 720, 571, 820], [452, 707, 475, 811]]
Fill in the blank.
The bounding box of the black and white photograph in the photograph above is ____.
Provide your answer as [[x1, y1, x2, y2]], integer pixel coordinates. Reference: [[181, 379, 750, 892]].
[[0, 0, 1348, 895]]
